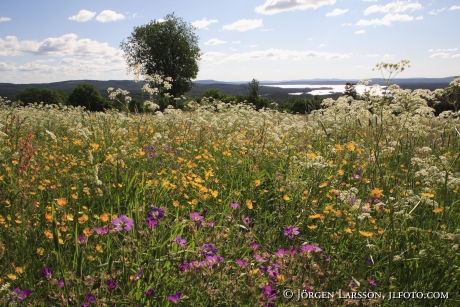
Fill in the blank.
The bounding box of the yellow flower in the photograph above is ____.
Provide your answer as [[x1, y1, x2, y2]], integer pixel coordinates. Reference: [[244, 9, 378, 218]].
[[345, 228, 353, 234], [78, 214, 89, 224], [309, 214, 325, 219], [15, 267, 25, 274], [421, 193, 435, 198], [100, 213, 110, 222], [255, 179, 262, 187], [308, 225, 318, 229], [319, 182, 328, 188], [347, 142, 356, 151], [56, 198, 67, 207], [44, 230, 54, 239], [370, 188, 384, 199], [433, 208, 443, 214], [337, 169, 345, 176], [246, 199, 254, 210], [96, 244, 104, 253], [7, 274, 17, 281], [335, 144, 344, 151], [36, 247, 45, 255], [359, 231, 374, 237], [283, 194, 291, 201]]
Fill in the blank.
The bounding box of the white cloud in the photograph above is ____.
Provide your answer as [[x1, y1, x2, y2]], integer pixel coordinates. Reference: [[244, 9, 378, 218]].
[[0, 61, 16, 71], [449, 5, 460, 11], [69, 9, 125, 23], [0, 34, 122, 58], [223, 19, 263, 32], [429, 48, 460, 59], [0, 36, 39, 56], [0, 17, 12, 22], [355, 29, 366, 34], [204, 38, 227, 46], [364, 1, 423, 15], [326, 8, 349, 17], [429, 8, 447, 15], [356, 13, 419, 26], [68, 9, 97, 22], [220, 48, 351, 63], [200, 51, 227, 63], [256, 0, 336, 15], [96, 10, 125, 23], [192, 18, 218, 29]]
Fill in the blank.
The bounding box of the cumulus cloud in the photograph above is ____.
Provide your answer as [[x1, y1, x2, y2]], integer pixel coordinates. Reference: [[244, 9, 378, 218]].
[[68, 9, 97, 22], [429, 48, 460, 59], [364, 1, 423, 15], [256, 0, 336, 15], [0, 17, 12, 22], [357, 13, 423, 26], [223, 19, 263, 31], [326, 8, 349, 17], [192, 18, 218, 29], [0, 34, 122, 58], [220, 48, 351, 63], [96, 10, 125, 23], [69, 9, 125, 23], [204, 38, 228, 46]]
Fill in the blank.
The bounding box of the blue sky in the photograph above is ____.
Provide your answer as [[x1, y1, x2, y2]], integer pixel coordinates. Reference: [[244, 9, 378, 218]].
[[1, 0, 459, 83]]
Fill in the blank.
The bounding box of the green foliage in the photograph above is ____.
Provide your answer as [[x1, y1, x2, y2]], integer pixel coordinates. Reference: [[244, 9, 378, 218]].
[[16, 88, 68, 106], [281, 95, 323, 114], [121, 14, 200, 97], [68, 83, 107, 111]]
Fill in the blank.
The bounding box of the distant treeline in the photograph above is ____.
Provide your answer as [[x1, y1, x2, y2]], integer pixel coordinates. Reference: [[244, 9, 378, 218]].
[[1, 78, 459, 115]]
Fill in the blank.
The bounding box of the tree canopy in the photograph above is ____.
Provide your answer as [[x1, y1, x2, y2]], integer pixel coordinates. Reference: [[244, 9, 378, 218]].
[[121, 14, 200, 97]]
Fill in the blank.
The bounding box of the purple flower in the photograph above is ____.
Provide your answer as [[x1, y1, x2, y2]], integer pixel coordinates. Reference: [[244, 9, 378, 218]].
[[254, 253, 268, 263], [112, 215, 134, 232], [200, 243, 218, 257], [190, 212, 204, 221], [300, 244, 323, 253], [283, 226, 300, 239], [11, 288, 32, 301], [168, 292, 183, 303], [251, 242, 260, 250], [173, 236, 187, 248], [369, 277, 378, 287], [263, 285, 277, 300], [231, 202, 241, 209], [149, 206, 165, 220], [94, 226, 110, 234], [242, 217, 252, 225], [58, 278, 71, 288], [145, 288, 155, 297], [146, 218, 159, 228], [85, 293, 96, 304], [41, 267, 53, 279], [236, 259, 248, 267], [78, 235, 87, 243], [107, 279, 117, 291], [206, 221, 216, 227]]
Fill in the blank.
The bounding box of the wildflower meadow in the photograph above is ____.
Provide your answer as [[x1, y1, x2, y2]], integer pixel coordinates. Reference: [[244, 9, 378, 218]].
[[0, 73, 459, 306]]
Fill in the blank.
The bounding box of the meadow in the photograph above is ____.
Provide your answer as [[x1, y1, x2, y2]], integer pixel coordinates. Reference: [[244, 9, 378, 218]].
[[0, 77, 459, 306]]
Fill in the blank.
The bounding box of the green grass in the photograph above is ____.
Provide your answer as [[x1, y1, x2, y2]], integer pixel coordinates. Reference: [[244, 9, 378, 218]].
[[0, 87, 459, 306]]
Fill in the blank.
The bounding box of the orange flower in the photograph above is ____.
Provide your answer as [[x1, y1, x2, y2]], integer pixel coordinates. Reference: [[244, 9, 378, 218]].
[[56, 198, 68, 207], [246, 199, 254, 210], [309, 214, 325, 219], [370, 188, 384, 199], [433, 208, 443, 214], [359, 231, 374, 237]]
